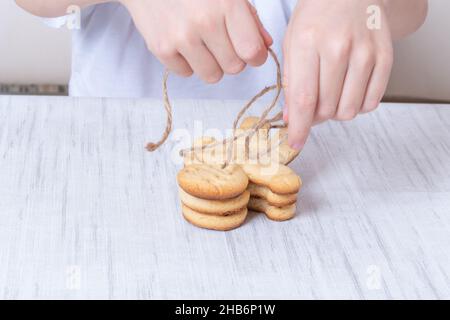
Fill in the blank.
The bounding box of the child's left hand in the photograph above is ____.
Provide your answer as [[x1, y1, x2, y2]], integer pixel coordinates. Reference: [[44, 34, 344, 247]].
[[283, 0, 394, 150]]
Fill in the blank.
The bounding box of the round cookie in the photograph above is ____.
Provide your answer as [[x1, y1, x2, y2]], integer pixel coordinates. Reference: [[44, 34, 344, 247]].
[[248, 197, 296, 221], [182, 205, 248, 231], [179, 188, 250, 215], [241, 163, 302, 195], [247, 183, 297, 207], [177, 164, 249, 200]]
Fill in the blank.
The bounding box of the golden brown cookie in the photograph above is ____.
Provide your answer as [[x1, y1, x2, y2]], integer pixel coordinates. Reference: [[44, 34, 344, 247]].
[[247, 183, 297, 207], [238, 117, 300, 165], [182, 117, 300, 167], [177, 164, 248, 200], [241, 163, 302, 195], [179, 188, 250, 215], [239, 116, 271, 131], [275, 128, 300, 165], [233, 117, 270, 164], [248, 197, 296, 221], [183, 137, 221, 166], [182, 205, 248, 231]]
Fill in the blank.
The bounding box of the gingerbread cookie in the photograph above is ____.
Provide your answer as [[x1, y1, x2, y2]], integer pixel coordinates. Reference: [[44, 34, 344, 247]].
[[241, 163, 302, 195], [238, 116, 271, 131], [183, 137, 224, 166], [234, 117, 271, 164], [247, 183, 297, 207], [275, 127, 300, 165], [238, 117, 300, 165], [248, 197, 296, 221], [242, 163, 301, 221]]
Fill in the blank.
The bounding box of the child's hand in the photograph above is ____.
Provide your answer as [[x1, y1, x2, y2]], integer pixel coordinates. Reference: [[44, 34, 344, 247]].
[[284, 0, 394, 150], [121, 0, 272, 83]]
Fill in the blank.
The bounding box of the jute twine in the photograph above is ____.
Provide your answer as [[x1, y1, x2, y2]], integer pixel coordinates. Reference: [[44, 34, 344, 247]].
[[146, 48, 288, 168]]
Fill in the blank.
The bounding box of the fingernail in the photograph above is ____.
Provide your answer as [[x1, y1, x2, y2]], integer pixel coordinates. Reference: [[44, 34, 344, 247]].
[[289, 142, 303, 151]]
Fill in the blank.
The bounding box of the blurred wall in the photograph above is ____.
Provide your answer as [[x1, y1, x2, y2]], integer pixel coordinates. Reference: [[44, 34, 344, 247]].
[[389, 0, 450, 101], [0, 1, 71, 85], [0, 1, 449, 101]]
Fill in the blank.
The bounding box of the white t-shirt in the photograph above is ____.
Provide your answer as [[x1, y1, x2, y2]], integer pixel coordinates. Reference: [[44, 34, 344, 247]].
[[64, 0, 297, 98]]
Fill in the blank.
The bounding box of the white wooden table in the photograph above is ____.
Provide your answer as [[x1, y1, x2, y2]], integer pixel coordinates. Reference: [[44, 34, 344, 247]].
[[0, 95, 449, 300]]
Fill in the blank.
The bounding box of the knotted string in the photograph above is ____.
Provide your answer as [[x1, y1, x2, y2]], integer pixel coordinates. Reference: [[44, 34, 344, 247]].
[[146, 70, 172, 152], [146, 47, 288, 167]]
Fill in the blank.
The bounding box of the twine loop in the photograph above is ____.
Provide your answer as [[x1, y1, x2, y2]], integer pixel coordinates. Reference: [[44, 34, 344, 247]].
[[147, 48, 287, 167]]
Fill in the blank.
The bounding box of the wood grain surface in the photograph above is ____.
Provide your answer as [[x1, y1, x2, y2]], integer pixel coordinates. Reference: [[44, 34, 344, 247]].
[[0, 95, 449, 299]]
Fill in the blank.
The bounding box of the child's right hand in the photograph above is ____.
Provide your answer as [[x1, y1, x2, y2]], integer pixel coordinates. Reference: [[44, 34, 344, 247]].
[[121, 0, 272, 83]]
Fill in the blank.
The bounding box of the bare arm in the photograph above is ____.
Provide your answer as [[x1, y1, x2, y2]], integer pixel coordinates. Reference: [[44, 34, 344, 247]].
[[384, 0, 428, 40], [15, 0, 112, 18]]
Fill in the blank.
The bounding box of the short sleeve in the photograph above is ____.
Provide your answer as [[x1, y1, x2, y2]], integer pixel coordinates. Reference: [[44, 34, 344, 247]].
[[41, 16, 69, 29]]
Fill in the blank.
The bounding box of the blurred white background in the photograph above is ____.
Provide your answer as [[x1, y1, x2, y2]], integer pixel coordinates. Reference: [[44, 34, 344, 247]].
[[0, 1, 71, 85], [0, 1, 449, 101]]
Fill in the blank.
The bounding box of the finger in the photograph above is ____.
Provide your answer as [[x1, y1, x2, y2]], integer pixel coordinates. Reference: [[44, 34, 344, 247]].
[[179, 40, 224, 84], [283, 105, 289, 123], [202, 19, 246, 75], [360, 51, 393, 113], [286, 47, 320, 150], [249, 4, 273, 47], [335, 47, 375, 120], [282, 27, 292, 124], [151, 43, 193, 77], [225, 0, 268, 66], [314, 43, 349, 125]]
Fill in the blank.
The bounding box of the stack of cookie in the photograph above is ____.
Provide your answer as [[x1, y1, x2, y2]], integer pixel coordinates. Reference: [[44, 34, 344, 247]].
[[177, 163, 250, 231], [178, 116, 302, 230], [242, 163, 302, 221]]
